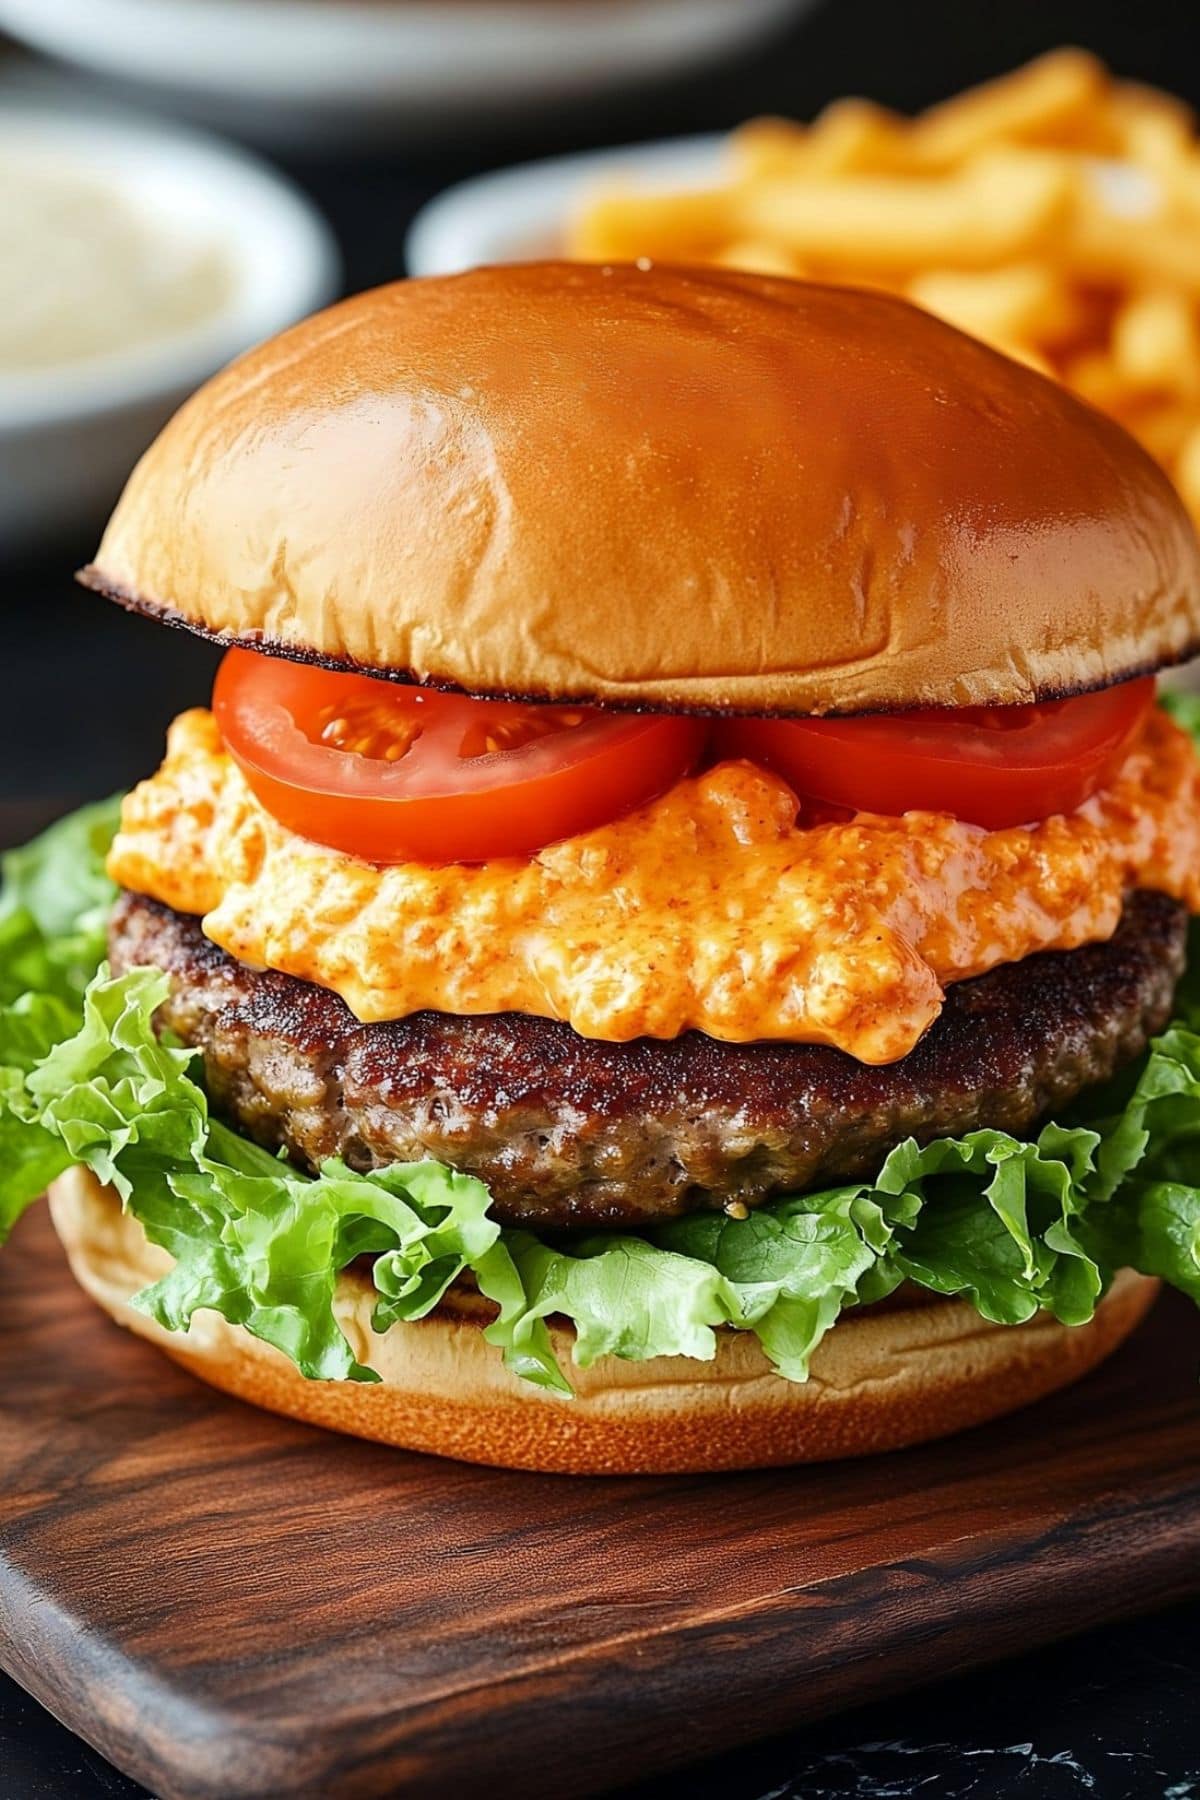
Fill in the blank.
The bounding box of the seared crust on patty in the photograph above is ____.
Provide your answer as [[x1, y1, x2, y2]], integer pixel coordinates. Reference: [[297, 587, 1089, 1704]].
[[109, 890, 1187, 1230]]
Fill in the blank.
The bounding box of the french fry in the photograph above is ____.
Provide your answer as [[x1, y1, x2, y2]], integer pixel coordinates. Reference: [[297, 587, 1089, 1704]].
[[1122, 401, 1198, 462], [789, 99, 910, 175], [1154, 154, 1200, 224], [568, 184, 735, 262], [1112, 290, 1200, 395], [906, 264, 1079, 350], [1062, 199, 1200, 294], [712, 240, 806, 279], [1109, 83, 1195, 168], [731, 102, 912, 182], [1132, 103, 1200, 226], [906, 49, 1108, 168], [1064, 350, 1135, 413], [728, 117, 811, 181], [737, 151, 1072, 273]]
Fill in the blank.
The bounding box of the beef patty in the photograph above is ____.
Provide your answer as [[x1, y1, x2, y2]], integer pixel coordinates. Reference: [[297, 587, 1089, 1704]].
[[110, 889, 1187, 1231]]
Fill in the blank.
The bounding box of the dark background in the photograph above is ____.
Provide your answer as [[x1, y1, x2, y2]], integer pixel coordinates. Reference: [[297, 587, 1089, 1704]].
[[4, 2, 1200, 1795]]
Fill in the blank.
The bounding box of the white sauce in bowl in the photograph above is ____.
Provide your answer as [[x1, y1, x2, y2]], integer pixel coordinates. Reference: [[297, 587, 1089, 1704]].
[[0, 155, 234, 374], [0, 101, 337, 546]]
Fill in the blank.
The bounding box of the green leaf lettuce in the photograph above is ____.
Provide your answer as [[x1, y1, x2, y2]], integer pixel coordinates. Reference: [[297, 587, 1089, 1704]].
[[4, 776, 1200, 1395]]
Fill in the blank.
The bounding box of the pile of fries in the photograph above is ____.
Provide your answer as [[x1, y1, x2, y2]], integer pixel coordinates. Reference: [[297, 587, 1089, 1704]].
[[568, 51, 1200, 520]]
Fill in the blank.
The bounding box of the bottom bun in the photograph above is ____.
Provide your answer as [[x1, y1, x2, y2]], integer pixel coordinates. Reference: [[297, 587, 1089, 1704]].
[[48, 1167, 1159, 1476]]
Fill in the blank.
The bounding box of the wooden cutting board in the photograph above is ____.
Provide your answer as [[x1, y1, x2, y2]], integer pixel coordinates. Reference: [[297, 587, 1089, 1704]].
[[2, 1206, 1200, 1800]]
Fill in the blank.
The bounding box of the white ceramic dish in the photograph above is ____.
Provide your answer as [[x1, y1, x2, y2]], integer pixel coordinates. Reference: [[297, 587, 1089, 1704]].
[[406, 132, 723, 275], [0, 108, 338, 549], [0, 0, 808, 147]]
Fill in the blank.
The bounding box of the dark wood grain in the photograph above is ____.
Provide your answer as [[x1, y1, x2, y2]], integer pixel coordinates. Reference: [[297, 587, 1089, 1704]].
[[2, 1206, 1199, 1800]]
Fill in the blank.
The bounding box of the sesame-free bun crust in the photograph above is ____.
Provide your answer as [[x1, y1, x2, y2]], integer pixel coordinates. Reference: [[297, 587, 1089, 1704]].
[[82, 264, 1200, 715], [49, 1166, 1159, 1475]]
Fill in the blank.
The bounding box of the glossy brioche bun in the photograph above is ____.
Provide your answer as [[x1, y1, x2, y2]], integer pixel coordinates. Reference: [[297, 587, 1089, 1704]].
[[81, 263, 1200, 717], [49, 1166, 1158, 1476]]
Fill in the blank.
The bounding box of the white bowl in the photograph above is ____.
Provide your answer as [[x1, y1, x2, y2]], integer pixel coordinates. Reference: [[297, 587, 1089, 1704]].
[[0, 0, 809, 146], [0, 108, 339, 548], [406, 133, 724, 275]]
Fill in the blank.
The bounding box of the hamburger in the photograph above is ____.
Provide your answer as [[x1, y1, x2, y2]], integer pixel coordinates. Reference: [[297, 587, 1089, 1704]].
[[3, 261, 1200, 1475]]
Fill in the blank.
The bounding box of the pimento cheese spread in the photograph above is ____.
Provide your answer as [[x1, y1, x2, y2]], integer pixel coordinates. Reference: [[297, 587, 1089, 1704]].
[[108, 706, 1200, 1064]]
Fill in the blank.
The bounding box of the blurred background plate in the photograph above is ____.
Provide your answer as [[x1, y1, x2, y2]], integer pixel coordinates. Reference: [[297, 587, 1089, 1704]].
[[0, 0, 809, 148], [0, 104, 339, 548], [406, 133, 722, 274]]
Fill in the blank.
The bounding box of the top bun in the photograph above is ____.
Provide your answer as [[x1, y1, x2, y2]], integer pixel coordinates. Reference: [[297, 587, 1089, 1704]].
[[82, 262, 1200, 715]]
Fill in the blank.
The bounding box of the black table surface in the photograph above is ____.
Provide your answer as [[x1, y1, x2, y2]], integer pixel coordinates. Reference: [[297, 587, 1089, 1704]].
[[4, 1, 1200, 1794]]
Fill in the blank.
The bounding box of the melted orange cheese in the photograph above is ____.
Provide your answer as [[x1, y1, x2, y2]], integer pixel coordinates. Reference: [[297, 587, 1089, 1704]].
[[109, 707, 1200, 1065]]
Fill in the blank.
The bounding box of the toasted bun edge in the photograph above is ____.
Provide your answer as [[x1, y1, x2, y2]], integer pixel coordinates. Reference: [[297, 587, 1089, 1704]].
[[82, 265, 1200, 717], [47, 1166, 1159, 1475]]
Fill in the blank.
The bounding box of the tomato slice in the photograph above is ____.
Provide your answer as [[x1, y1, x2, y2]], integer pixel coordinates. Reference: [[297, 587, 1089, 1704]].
[[711, 678, 1156, 830], [212, 649, 707, 863]]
